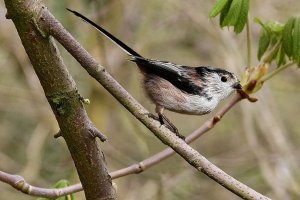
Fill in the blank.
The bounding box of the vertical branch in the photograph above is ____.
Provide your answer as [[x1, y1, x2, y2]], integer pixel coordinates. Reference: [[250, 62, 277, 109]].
[[4, 1, 116, 200]]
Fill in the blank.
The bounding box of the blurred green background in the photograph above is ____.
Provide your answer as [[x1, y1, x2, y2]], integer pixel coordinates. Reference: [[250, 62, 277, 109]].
[[1, 0, 300, 199]]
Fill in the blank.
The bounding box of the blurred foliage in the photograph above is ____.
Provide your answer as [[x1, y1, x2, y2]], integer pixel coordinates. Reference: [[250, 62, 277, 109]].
[[1, 0, 300, 200]]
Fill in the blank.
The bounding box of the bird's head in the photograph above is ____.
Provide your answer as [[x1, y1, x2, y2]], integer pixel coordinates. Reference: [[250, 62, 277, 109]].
[[196, 67, 241, 101]]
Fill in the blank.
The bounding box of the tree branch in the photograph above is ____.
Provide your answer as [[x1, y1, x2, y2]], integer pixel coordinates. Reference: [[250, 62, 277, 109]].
[[0, 93, 244, 198], [3, 1, 116, 200], [2, 1, 269, 199], [35, 7, 270, 200], [0, 91, 243, 198]]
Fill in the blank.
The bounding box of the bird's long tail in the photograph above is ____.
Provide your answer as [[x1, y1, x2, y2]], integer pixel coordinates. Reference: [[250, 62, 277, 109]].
[[67, 9, 142, 58]]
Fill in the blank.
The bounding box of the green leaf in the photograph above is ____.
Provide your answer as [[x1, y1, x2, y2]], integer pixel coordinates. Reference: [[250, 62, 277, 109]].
[[265, 20, 284, 34], [292, 17, 300, 66], [54, 180, 74, 200], [54, 180, 70, 188], [257, 29, 270, 60], [234, 0, 249, 33], [209, 0, 230, 18], [254, 17, 266, 28], [282, 17, 295, 58], [270, 46, 280, 63], [221, 0, 243, 27], [219, 0, 233, 26], [255, 18, 284, 36], [276, 45, 286, 67]]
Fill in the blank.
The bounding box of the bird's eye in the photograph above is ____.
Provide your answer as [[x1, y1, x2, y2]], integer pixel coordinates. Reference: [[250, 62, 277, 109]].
[[221, 76, 228, 82]]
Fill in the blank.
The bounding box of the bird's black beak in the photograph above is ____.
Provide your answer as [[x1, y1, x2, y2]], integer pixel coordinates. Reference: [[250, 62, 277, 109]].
[[232, 82, 242, 90]]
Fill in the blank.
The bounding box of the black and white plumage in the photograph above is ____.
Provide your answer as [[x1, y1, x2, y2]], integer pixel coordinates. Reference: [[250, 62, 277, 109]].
[[67, 9, 242, 139]]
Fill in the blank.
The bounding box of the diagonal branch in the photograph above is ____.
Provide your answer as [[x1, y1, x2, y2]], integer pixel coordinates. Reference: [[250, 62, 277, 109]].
[[35, 7, 270, 200], [0, 93, 243, 198]]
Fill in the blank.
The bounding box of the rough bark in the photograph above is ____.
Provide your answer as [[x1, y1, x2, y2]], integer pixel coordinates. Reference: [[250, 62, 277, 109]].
[[4, 1, 116, 199]]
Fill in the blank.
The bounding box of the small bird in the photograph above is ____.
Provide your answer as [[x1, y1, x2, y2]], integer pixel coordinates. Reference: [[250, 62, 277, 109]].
[[67, 9, 242, 139]]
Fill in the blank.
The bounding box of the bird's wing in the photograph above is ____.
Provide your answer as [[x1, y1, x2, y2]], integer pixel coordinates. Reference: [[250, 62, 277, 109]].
[[131, 57, 204, 95], [67, 9, 204, 95]]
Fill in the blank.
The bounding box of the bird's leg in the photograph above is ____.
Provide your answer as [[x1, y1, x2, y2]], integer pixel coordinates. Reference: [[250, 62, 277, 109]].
[[146, 111, 164, 125], [155, 106, 185, 140]]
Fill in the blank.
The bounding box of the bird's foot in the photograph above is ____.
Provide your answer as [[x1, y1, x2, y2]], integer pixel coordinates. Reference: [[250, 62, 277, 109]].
[[145, 113, 185, 140], [146, 113, 160, 121], [173, 130, 185, 141], [162, 123, 185, 141]]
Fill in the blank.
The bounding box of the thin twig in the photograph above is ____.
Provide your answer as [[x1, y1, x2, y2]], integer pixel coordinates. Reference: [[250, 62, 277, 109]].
[[111, 93, 245, 179], [0, 171, 82, 198], [0, 92, 247, 199], [260, 62, 295, 82]]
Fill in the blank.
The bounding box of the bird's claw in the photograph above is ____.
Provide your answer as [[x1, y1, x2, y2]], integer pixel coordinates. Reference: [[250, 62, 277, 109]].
[[145, 113, 185, 141], [146, 113, 160, 121]]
